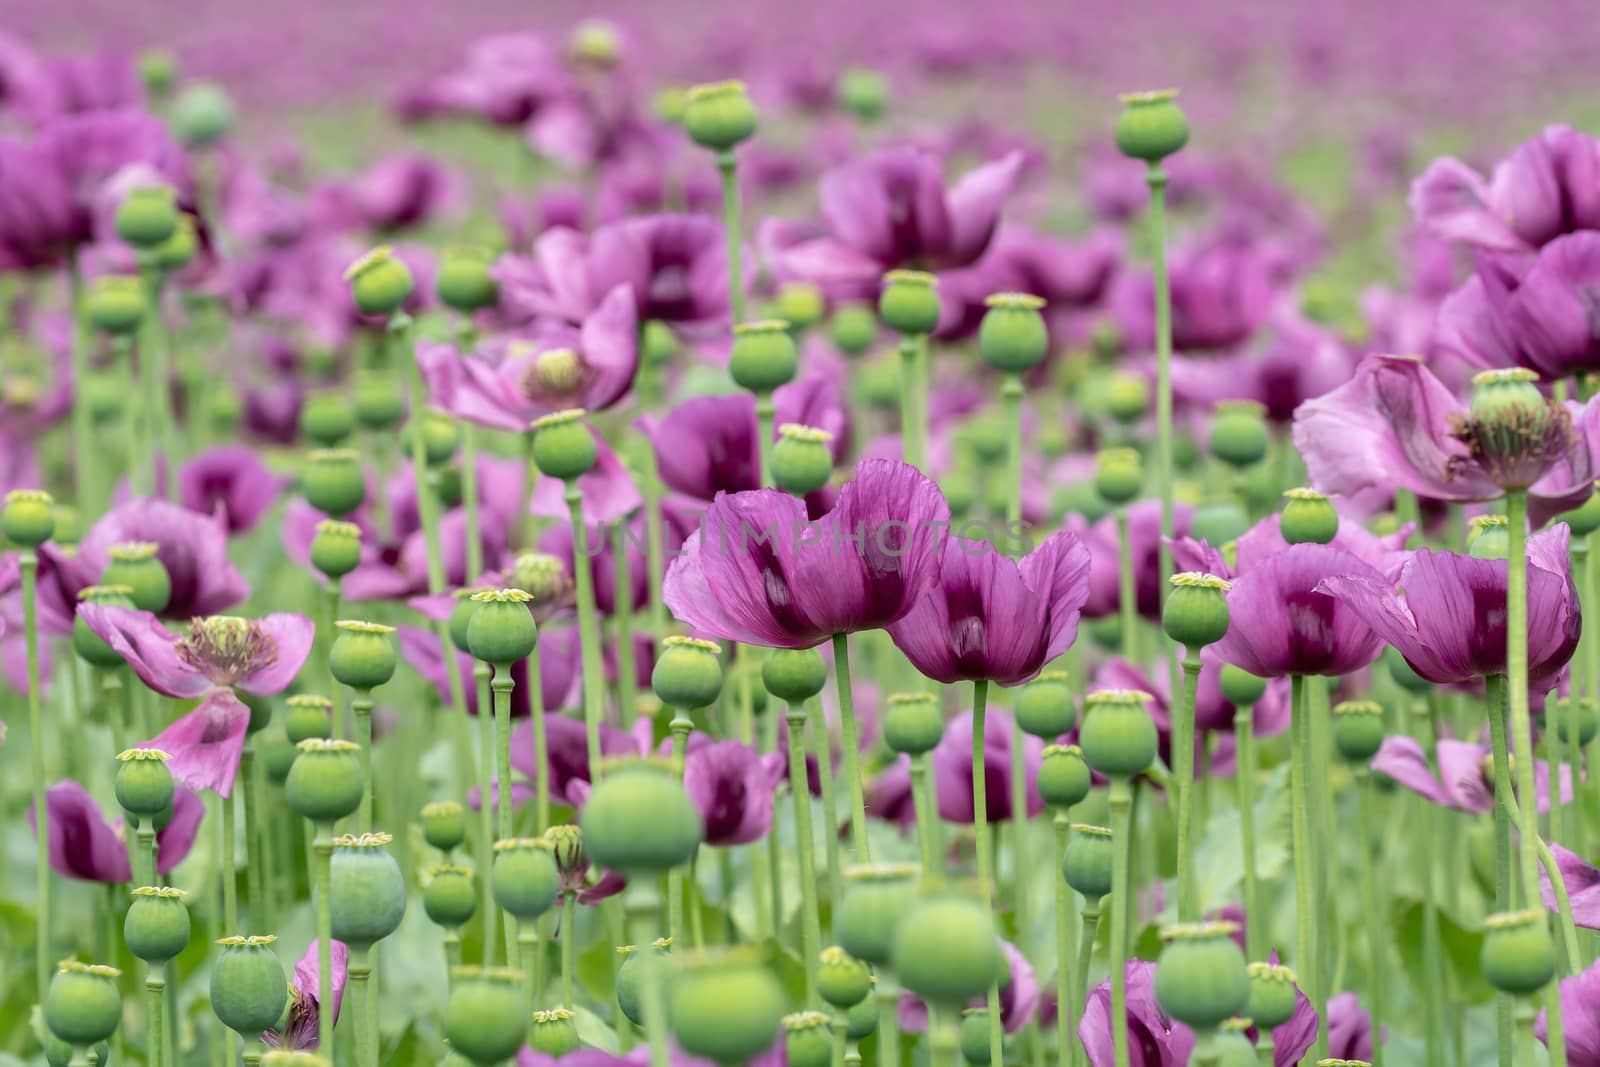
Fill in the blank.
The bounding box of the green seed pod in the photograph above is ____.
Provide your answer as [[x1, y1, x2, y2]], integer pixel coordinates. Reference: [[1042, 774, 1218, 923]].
[[1153, 921, 1249, 1029], [74, 584, 136, 668], [959, 1008, 992, 1065], [423, 864, 478, 929], [979, 292, 1049, 375], [101, 541, 171, 613], [310, 520, 362, 580], [328, 832, 407, 948], [859, 355, 902, 410], [1552, 697, 1600, 747], [1094, 448, 1143, 506], [300, 392, 357, 447], [1078, 690, 1158, 778], [410, 410, 460, 468], [1014, 671, 1076, 739], [1062, 824, 1115, 898], [302, 449, 366, 518], [152, 213, 198, 271], [684, 80, 758, 151], [114, 184, 179, 248], [284, 695, 333, 743], [211, 935, 288, 1037], [330, 620, 397, 690], [445, 967, 528, 1065], [879, 269, 941, 336], [1104, 373, 1150, 423], [817, 946, 872, 1009], [1467, 515, 1510, 561], [1246, 963, 1299, 1030], [1115, 89, 1189, 163], [883, 693, 946, 757], [124, 886, 191, 963], [642, 319, 678, 367], [1218, 665, 1268, 707], [785, 1011, 834, 1067], [138, 50, 176, 96], [730, 320, 800, 394], [422, 801, 468, 853], [492, 837, 561, 920], [446, 589, 485, 653], [943, 465, 981, 517], [1038, 746, 1092, 810], [465, 588, 539, 667], [581, 758, 704, 875], [829, 303, 878, 357], [891, 890, 1003, 1008], [1162, 572, 1232, 649], [345, 246, 415, 317], [776, 283, 825, 332], [1209, 400, 1270, 468], [652, 635, 725, 710], [1214, 1018, 1257, 1067], [115, 748, 175, 818], [354, 372, 407, 430], [528, 1008, 581, 1057], [1380, 646, 1431, 692], [837, 67, 889, 123], [668, 946, 786, 1065], [1332, 701, 1386, 763], [837, 863, 920, 966], [616, 939, 673, 1027], [1481, 909, 1556, 995], [1280, 488, 1338, 546], [87, 274, 146, 335], [171, 82, 235, 147], [762, 647, 829, 705], [3, 488, 56, 547], [261, 733, 298, 784], [960, 413, 1009, 466], [531, 409, 599, 481], [285, 739, 366, 823], [1189, 502, 1251, 549], [771, 424, 836, 496], [44, 961, 123, 1046], [846, 988, 878, 1039], [436, 245, 500, 313], [1560, 483, 1600, 537]]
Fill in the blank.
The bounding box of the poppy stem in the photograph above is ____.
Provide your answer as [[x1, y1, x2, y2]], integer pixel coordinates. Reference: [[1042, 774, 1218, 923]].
[[221, 783, 238, 931], [491, 676, 515, 847], [241, 745, 265, 928], [1052, 815, 1077, 1067], [756, 391, 775, 487], [1114, 509, 1137, 663], [1108, 778, 1133, 1067], [1145, 164, 1175, 620], [832, 633, 872, 862], [65, 259, 95, 508], [910, 755, 935, 873], [1175, 653, 1202, 922], [641, 443, 669, 641], [519, 923, 540, 1014], [971, 679, 993, 901], [1542, 982, 1568, 1067], [810, 694, 845, 925], [631, 886, 673, 1067], [1233, 703, 1259, 961], [1288, 675, 1321, 1059], [1355, 770, 1385, 1067], [785, 704, 824, 1008], [138, 258, 177, 498], [898, 334, 925, 472], [476, 662, 499, 964], [930, 1012, 961, 1067], [1505, 491, 1542, 906], [567, 483, 608, 782], [562, 892, 577, 1009], [353, 689, 374, 832], [146, 974, 166, 1067], [1533, 833, 1582, 971], [667, 710, 692, 945], [614, 523, 638, 730], [314, 825, 334, 1055], [1074, 896, 1101, 1038], [716, 151, 746, 326], [530, 651, 550, 833], [22, 551, 49, 1006], [877, 972, 902, 1067], [349, 944, 373, 1067]]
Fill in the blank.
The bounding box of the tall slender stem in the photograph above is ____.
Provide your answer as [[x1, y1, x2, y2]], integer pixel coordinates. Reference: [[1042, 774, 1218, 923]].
[[1234, 704, 1259, 960], [877, 975, 901, 1067], [756, 392, 775, 487], [810, 698, 844, 925], [65, 261, 95, 507], [147, 974, 166, 1067], [1146, 167, 1175, 618], [716, 151, 745, 324], [477, 666, 499, 964], [613, 524, 638, 730], [1504, 490, 1542, 904], [910, 756, 936, 872], [242, 746, 266, 928], [314, 827, 334, 1054], [1174, 653, 1201, 922], [1288, 675, 1318, 1053], [222, 786, 238, 931], [971, 680, 993, 901], [832, 634, 871, 861], [561, 892, 577, 1009], [1355, 771, 1385, 1067], [529, 652, 550, 832], [1535, 834, 1582, 969], [349, 945, 373, 1067], [898, 336, 923, 471], [491, 676, 515, 843], [1108, 780, 1134, 1067], [1115, 510, 1137, 663], [1074, 898, 1101, 1034], [567, 485, 607, 780], [22, 552, 49, 1005], [1053, 816, 1077, 1067], [785, 705, 823, 1007], [353, 690, 374, 831]]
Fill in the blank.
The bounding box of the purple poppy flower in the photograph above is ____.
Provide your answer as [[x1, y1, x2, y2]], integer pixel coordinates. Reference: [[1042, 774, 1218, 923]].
[[1112, 234, 1277, 354], [927, 706, 1044, 824], [1172, 311, 1355, 424], [29, 780, 203, 883], [1316, 524, 1580, 685], [1213, 544, 1386, 678], [395, 32, 571, 127], [1294, 353, 1598, 525], [399, 623, 579, 720], [177, 446, 287, 535], [886, 530, 1090, 686], [1537, 956, 1600, 1064], [79, 605, 314, 700], [1325, 992, 1378, 1061], [264, 939, 349, 1051], [1411, 126, 1600, 254], [1538, 843, 1600, 931], [900, 939, 1038, 1034], [1170, 509, 1414, 582], [510, 712, 659, 808], [932, 224, 1121, 340], [416, 285, 638, 429], [682, 740, 786, 847], [317, 153, 462, 233], [1371, 734, 1571, 814], [663, 458, 951, 650], [140, 694, 254, 799], [72, 498, 250, 619], [1082, 500, 1197, 621]]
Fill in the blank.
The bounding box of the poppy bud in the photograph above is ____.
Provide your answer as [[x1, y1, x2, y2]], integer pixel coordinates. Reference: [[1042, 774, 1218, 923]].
[[684, 80, 758, 152], [422, 800, 468, 853], [1062, 824, 1114, 898], [531, 409, 598, 481], [330, 620, 397, 690], [172, 82, 235, 147], [285, 739, 365, 824], [45, 961, 123, 1047], [1078, 689, 1158, 778], [1560, 483, 1600, 536], [529, 1008, 581, 1057], [778, 1011, 830, 1067], [445, 967, 528, 1065], [152, 214, 198, 271], [115, 748, 175, 817], [329, 832, 407, 948], [284, 695, 333, 744], [1094, 448, 1143, 505], [892, 890, 1003, 1008], [1467, 515, 1510, 560], [423, 864, 478, 929], [616, 939, 673, 1026], [979, 292, 1049, 375], [1245, 963, 1299, 1030], [300, 392, 355, 447], [211, 936, 287, 1038], [436, 245, 499, 313], [1552, 697, 1599, 747], [87, 275, 146, 335], [837, 68, 889, 123], [1280, 488, 1338, 545], [1014, 671, 1076, 738], [652, 635, 724, 710], [879, 269, 942, 336], [776, 283, 825, 332], [1207, 400, 1269, 468], [817, 946, 872, 1009], [115, 185, 179, 249], [1332, 700, 1386, 763], [1115, 89, 1189, 163], [466, 589, 538, 667], [302, 449, 365, 518], [837, 863, 920, 966], [1038, 746, 1092, 810], [1463, 368, 1569, 491], [728, 320, 800, 394], [73, 585, 134, 668], [669, 946, 787, 1065], [345, 246, 415, 317], [1219, 665, 1267, 707], [125, 886, 191, 964], [492, 837, 560, 920], [310, 520, 362, 580], [959, 1008, 992, 1064], [883, 693, 945, 756], [1163, 572, 1232, 648], [830, 303, 878, 357], [354, 372, 406, 430], [1480, 909, 1556, 995], [772, 424, 835, 496], [1154, 921, 1249, 1029], [581, 758, 704, 875]]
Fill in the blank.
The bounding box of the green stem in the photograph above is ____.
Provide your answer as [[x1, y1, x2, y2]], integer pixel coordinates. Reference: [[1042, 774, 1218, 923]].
[[146, 975, 166, 1067], [22, 553, 49, 1006], [1504, 491, 1542, 905], [832, 634, 871, 861], [1115, 509, 1137, 663], [520, 925, 540, 1014], [613, 523, 638, 729], [1308, 675, 1335, 1040], [350, 946, 372, 1067], [877, 975, 901, 1067], [1535, 834, 1583, 972], [1074, 898, 1101, 1041], [641, 444, 668, 641], [1484, 677, 1513, 1067], [1356, 772, 1385, 1067], [562, 892, 577, 1009], [756, 392, 775, 487], [136, 825, 156, 893], [785, 705, 824, 1007], [66, 261, 94, 507], [1054, 816, 1077, 1067], [353, 690, 374, 831], [1234, 705, 1260, 960], [462, 423, 484, 579], [811, 697, 845, 925], [399, 316, 447, 594], [241, 746, 263, 927], [716, 151, 746, 325], [1544, 982, 1568, 1067], [477, 666, 499, 964], [1288, 676, 1315, 1013], [910, 755, 936, 872], [1108, 780, 1134, 1067], [1175, 653, 1201, 922], [668, 711, 692, 944], [898, 335, 923, 471], [139, 261, 177, 495], [530, 652, 550, 833], [1146, 167, 1175, 620], [567, 484, 607, 780], [633, 888, 673, 1067], [314, 826, 334, 1055], [222, 784, 238, 934], [491, 676, 514, 842], [972, 680, 993, 901]]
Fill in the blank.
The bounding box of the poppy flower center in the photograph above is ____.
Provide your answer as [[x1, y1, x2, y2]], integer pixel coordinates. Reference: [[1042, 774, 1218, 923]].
[[519, 346, 595, 406], [178, 616, 277, 687]]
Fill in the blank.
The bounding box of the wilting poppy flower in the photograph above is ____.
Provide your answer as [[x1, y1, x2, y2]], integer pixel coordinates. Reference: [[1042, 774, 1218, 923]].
[[1371, 734, 1571, 814], [1537, 956, 1600, 1065], [80, 605, 314, 700], [29, 780, 203, 882], [264, 939, 349, 1051], [1212, 544, 1386, 678], [177, 446, 287, 535], [663, 459, 950, 649], [682, 740, 786, 846]]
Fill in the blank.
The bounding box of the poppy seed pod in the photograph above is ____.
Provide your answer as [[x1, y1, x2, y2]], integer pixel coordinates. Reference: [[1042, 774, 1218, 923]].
[[979, 292, 1049, 375], [3, 488, 55, 547], [616, 939, 673, 1026], [1038, 745, 1092, 810], [1552, 697, 1600, 747], [211, 936, 288, 1038], [1209, 400, 1269, 468], [330, 620, 398, 690], [124, 887, 191, 964], [528, 1008, 581, 1056], [115, 748, 175, 817], [354, 372, 406, 430], [115, 185, 179, 249], [102, 541, 171, 612], [581, 758, 704, 875], [668, 946, 787, 1065], [1190, 501, 1251, 548], [436, 245, 500, 313], [1014, 671, 1076, 738], [301, 449, 366, 518], [1481, 909, 1556, 995], [879, 269, 941, 336], [1153, 921, 1250, 1029], [1467, 514, 1511, 560], [284, 695, 334, 743], [73, 585, 136, 668], [309, 520, 362, 580], [1381, 646, 1433, 693], [837, 67, 889, 122], [1162, 572, 1232, 648], [959, 1008, 992, 1064], [445, 967, 528, 1065], [422, 801, 468, 853], [1332, 701, 1386, 763], [261, 735, 297, 784], [285, 739, 365, 824], [423, 864, 478, 929], [344, 246, 415, 317], [817, 946, 872, 1009], [531, 409, 598, 481], [762, 647, 828, 704], [328, 832, 407, 949], [466, 589, 539, 667], [1094, 448, 1143, 505], [138, 49, 176, 95], [1115, 89, 1189, 163], [1214, 1018, 1257, 1067], [830, 302, 878, 357], [172, 82, 234, 147], [299, 393, 356, 447], [891, 890, 1003, 1007], [652, 635, 725, 710], [1104, 372, 1150, 423], [492, 837, 561, 920], [837, 863, 920, 966], [512, 552, 571, 603], [771, 424, 836, 496], [1078, 690, 1158, 778], [87, 274, 146, 335], [1280, 488, 1338, 545], [44, 961, 123, 1047], [785, 1011, 834, 1067], [410, 411, 461, 468], [883, 692, 945, 756], [1062, 824, 1114, 898], [1464, 368, 1569, 491], [684, 80, 758, 152], [1245, 963, 1299, 1030], [152, 214, 198, 271], [1218, 665, 1268, 707], [776, 282, 826, 331], [730, 320, 800, 394]]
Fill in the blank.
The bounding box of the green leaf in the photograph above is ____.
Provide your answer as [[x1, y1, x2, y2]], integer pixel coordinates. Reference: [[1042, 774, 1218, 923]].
[[1193, 763, 1291, 914], [573, 1005, 620, 1052], [1392, 898, 1494, 1006]]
